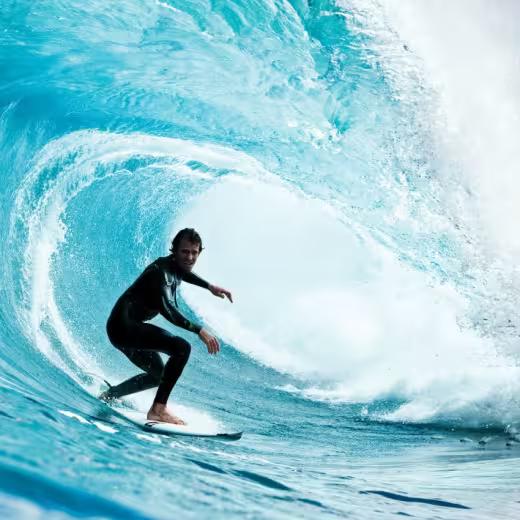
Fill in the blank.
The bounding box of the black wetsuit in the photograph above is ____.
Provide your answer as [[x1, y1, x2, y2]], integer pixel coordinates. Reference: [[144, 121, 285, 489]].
[[105, 255, 209, 403]]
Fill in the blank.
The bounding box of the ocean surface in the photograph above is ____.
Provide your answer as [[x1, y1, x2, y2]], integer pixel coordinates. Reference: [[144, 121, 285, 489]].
[[1, 0, 520, 518]]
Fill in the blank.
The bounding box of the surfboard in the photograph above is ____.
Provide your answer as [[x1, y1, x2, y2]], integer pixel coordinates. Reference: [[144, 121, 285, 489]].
[[88, 373, 242, 440], [121, 410, 243, 441]]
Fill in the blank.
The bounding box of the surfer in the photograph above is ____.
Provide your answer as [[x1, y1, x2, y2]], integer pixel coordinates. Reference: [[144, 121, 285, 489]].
[[101, 228, 233, 425]]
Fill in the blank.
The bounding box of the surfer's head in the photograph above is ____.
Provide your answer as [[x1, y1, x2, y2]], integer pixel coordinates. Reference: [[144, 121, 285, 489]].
[[170, 228, 203, 271]]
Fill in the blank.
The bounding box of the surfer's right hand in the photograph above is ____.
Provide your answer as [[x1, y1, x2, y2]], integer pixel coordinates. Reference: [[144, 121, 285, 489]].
[[199, 328, 220, 355]]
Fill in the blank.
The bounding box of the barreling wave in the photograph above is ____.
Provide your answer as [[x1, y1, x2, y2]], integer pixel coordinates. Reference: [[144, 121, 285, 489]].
[[1, 0, 520, 433]]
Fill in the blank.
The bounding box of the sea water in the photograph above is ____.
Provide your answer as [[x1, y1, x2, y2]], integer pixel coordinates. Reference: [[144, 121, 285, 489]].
[[1, 0, 520, 518]]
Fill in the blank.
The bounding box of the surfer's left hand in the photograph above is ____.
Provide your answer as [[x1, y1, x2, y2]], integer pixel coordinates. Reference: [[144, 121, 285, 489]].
[[209, 284, 233, 303], [199, 328, 220, 354]]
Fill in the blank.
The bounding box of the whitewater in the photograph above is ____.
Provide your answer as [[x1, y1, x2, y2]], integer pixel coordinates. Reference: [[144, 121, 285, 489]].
[[1, 0, 519, 518]]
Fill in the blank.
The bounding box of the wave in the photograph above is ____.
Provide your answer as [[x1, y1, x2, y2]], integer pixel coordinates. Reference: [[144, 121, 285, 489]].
[[1, 0, 519, 432]]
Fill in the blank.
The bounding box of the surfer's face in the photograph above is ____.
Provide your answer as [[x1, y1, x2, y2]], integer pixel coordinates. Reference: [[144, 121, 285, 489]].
[[174, 238, 201, 271]]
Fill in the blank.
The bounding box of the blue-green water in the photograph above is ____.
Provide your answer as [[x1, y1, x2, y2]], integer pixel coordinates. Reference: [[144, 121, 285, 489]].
[[1, 0, 520, 518]]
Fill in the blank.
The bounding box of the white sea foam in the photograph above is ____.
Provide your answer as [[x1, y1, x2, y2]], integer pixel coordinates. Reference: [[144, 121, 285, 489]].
[[345, 0, 520, 349], [378, 0, 520, 256], [127, 389, 223, 433], [181, 175, 520, 426]]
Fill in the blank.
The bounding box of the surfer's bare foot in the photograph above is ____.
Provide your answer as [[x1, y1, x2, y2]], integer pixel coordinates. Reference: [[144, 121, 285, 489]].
[[147, 403, 186, 425]]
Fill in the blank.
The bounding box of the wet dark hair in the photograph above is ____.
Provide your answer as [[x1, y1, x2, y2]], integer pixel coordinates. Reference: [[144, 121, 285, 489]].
[[169, 228, 203, 254]]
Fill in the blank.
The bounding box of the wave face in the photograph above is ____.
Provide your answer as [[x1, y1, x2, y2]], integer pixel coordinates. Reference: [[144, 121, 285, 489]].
[[1, 0, 520, 518]]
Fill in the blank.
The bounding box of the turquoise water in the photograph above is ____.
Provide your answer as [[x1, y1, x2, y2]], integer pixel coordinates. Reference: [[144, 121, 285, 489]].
[[1, 0, 520, 518]]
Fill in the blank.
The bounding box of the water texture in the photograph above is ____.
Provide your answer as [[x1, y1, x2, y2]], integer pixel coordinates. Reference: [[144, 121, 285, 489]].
[[1, 0, 520, 518]]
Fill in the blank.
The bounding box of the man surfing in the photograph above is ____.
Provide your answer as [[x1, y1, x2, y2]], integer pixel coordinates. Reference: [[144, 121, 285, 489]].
[[101, 228, 232, 425]]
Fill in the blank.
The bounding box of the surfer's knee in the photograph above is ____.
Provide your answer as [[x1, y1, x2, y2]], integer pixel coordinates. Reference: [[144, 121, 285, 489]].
[[176, 338, 191, 363], [151, 369, 162, 385], [147, 354, 165, 383]]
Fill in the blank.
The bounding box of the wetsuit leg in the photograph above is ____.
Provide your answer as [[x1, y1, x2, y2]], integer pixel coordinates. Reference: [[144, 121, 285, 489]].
[[103, 350, 164, 400], [107, 322, 191, 404]]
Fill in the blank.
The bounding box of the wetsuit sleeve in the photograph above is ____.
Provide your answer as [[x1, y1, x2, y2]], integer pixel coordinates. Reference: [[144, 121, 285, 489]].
[[180, 270, 210, 289], [153, 268, 202, 334]]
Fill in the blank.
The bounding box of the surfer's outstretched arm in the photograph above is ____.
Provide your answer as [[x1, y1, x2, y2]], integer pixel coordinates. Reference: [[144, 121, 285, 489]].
[[181, 269, 233, 302], [180, 269, 210, 289], [208, 284, 233, 302]]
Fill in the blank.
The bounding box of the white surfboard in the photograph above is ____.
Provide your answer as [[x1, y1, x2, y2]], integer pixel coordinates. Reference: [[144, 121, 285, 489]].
[[122, 410, 243, 441], [88, 373, 242, 440]]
